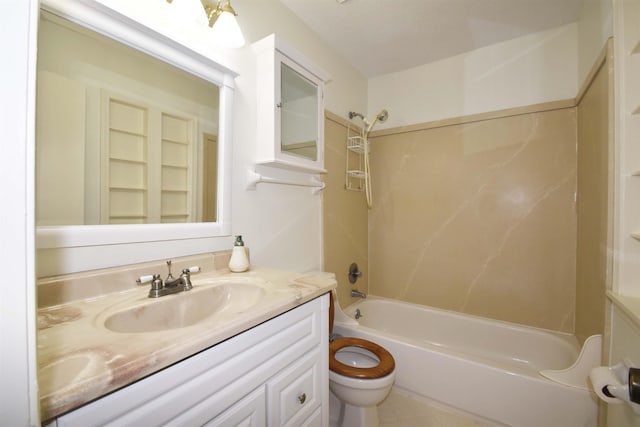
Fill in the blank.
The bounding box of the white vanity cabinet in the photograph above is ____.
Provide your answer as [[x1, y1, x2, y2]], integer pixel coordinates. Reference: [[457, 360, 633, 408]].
[[253, 34, 331, 174], [53, 295, 329, 427]]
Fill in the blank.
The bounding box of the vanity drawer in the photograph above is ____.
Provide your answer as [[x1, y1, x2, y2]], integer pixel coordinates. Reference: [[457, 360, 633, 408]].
[[267, 349, 322, 427]]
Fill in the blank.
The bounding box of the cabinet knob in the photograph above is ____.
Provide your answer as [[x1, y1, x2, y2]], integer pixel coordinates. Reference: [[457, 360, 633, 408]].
[[297, 393, 306, 404], [276, 102, 282, 108]]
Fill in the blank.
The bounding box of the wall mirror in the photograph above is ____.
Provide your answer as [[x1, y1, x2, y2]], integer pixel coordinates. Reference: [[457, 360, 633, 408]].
[[36, 0, 236, 249]]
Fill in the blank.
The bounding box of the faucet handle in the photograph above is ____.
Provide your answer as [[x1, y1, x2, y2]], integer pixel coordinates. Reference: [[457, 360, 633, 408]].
[[348, 262, 362, 284], [180, 266, 200, 291], [136, 274, 155, 285], [137, 274, 163, 297], [185, 266, 201, 274]]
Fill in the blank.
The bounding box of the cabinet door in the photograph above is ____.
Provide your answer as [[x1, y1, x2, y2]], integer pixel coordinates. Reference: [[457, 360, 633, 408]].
[[273, 51, 325, 173], [299, 407, 322, 427], [278, 57, 320, 163], [253, 34, 330, 174], [203, 387, 266, 427]]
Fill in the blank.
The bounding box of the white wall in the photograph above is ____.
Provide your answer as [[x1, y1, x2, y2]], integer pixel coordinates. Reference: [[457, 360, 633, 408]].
[[578, 0, 613, 87], [367, 0, 614, 131], [1, 1, 39, 425], [35, 0, 368, 276], [368, 23, 578, 129]]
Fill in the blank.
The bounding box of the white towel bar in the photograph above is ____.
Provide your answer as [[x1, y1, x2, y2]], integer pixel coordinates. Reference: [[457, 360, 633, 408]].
[[246, 169, 325, 193]]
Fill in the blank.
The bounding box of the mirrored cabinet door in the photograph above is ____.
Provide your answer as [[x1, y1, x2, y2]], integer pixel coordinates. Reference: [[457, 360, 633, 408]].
[[254, 34, 330, 174], [279, 59, 319, 162]]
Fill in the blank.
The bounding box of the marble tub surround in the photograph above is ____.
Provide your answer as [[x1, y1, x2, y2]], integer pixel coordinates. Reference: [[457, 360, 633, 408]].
[[37, 261, 336, 421], [368, 107, 577, 333]]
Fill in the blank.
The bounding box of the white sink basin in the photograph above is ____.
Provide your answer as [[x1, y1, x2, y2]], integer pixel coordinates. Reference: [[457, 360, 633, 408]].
[[104, 279, 266, 333]]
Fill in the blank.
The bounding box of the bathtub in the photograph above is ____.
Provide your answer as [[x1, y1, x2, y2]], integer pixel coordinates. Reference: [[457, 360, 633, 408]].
[[333, 296, 598, 427]]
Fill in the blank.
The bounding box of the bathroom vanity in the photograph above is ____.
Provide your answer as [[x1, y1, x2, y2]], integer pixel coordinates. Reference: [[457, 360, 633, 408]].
[[52, 297, 327, 426], [37, 255, 335, 426]]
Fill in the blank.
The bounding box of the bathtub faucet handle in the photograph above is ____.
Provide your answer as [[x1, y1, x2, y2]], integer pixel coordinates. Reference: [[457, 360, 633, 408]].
[[349, 262, 362, 284]]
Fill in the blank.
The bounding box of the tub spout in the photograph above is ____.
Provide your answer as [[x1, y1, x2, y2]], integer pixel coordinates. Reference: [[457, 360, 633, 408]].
[[351, 289, 367, 299]]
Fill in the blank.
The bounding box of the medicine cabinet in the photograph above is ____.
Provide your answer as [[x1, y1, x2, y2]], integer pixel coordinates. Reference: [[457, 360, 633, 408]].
[[253, 34, 330, 174]]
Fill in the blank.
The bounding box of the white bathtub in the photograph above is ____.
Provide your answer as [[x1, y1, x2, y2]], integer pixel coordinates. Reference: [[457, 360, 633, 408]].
[[333, 296, 598, 427]]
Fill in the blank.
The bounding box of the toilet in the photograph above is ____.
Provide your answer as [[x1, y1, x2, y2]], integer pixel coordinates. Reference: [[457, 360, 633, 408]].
[[328, 292, 395, 427]]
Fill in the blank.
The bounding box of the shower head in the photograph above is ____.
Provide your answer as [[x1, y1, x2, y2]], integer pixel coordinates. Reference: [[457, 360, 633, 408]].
[[348, 109, 389, 133], [366, 109, 389, 133]]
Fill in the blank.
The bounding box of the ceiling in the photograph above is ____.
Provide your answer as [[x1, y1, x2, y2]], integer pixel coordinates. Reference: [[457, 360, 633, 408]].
[[277, 0, 584, 78]]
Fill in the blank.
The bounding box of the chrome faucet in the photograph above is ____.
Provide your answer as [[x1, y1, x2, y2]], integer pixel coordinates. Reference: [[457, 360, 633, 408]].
[[136, 260, 200, 298], [351, 289, 367, 299]]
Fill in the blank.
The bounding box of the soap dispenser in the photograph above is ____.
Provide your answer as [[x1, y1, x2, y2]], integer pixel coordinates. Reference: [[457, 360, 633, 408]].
[[228, 235, 250, 272]]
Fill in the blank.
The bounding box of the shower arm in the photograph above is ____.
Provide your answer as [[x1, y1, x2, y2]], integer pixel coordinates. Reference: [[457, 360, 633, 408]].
[[348, 111, 365, 121]]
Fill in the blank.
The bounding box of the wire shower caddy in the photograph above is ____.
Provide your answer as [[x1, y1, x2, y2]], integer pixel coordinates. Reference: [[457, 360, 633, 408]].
[[345, 124, 367, 192]]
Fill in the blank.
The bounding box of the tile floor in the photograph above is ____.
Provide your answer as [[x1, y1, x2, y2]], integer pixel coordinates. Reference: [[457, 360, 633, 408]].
[[378, 388, 503, 427]]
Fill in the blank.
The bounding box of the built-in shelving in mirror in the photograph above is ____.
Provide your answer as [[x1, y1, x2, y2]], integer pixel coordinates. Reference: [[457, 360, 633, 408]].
[[36, 0, 237, 249]]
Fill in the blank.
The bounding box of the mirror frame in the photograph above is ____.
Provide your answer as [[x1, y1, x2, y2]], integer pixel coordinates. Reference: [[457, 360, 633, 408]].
[[37, 0, 237, 249]]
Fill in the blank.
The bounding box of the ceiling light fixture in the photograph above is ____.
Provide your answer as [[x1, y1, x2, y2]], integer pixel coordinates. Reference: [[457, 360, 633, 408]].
[[166, 0, 245, 48]]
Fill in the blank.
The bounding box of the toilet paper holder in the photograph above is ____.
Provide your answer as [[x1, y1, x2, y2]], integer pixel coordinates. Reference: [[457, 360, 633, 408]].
[[591, 363, 640, 414], [605, 367, 640, 404], [631, 368, 640, 404]]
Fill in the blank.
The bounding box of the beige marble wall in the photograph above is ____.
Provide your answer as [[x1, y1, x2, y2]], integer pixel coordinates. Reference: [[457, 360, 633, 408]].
[[368, 108, 578, 332], [575, 44, 612, 344], [323, 113, 369, 308]]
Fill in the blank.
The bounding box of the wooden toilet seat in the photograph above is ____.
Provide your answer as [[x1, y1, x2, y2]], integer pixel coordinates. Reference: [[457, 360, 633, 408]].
[[329, 337, 395, 379]]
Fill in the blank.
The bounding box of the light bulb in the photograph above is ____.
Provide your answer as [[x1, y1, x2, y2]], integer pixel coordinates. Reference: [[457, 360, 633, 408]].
[[211, 9, 245, 48], [170, 0, 208, 26]]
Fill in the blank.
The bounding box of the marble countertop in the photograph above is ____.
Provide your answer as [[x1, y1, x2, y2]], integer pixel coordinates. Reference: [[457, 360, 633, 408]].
[[37, 268, 336, 421]]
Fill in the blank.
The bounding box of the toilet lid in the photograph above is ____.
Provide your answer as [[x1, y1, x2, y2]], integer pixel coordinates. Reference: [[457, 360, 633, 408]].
[[329, 337, 395, 379]]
